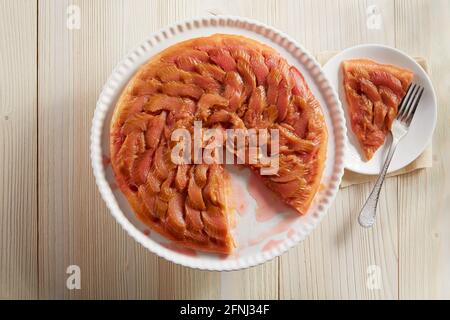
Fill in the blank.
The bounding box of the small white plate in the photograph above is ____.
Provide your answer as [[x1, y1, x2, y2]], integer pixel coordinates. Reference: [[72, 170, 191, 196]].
[[323, 44, 437, 175]]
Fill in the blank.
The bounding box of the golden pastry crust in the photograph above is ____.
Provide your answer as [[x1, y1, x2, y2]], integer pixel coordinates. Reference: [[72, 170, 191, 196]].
[[110, 34, 327, 253]]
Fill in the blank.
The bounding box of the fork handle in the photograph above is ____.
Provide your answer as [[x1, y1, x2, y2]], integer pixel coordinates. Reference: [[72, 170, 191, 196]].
[[358, 137, 398, 228]]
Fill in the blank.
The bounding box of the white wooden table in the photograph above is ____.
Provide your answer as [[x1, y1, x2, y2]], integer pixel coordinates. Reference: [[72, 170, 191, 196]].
[[1, 0, 449, 299]]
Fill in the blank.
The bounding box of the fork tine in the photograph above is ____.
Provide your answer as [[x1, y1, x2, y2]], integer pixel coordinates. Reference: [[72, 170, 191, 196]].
[[400, 85, 420, 122], [396, 85, 411, 118], [397, 84, 416, 119], [399, 85, 419, 121], [405, 86, 424, 125]]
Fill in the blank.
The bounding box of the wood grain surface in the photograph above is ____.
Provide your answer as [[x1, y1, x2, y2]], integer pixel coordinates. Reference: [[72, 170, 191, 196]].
[[0, 0, 38, 299], [0, 0, 448, 299]]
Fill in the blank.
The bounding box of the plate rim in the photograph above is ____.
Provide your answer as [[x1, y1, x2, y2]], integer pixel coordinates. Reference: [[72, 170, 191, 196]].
[[323, 43, 437, 175], [90, 15, 347, 271]]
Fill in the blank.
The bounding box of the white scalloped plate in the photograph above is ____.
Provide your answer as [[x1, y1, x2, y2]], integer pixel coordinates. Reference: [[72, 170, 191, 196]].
[[90, 16, 346, 271]]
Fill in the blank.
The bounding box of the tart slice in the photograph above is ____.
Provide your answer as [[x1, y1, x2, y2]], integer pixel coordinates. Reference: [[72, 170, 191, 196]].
[[342, 59, 414, 160]]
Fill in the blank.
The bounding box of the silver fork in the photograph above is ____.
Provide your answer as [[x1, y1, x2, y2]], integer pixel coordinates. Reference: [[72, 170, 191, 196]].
[[358, 84, 424, 228]]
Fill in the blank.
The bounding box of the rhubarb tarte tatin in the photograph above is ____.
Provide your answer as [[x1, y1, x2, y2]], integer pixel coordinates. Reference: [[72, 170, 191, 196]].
[[342, 59, 414, 160], [110, 34, 327, 253]]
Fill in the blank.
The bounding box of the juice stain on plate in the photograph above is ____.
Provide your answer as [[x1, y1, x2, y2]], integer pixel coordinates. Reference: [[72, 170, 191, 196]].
[[247, 172, 291, 222], [287, 228, 296, 238], [102, 155, 111, 166], [262, 239, 284, 252], [220, 251, 240, 260], [229, 176, 248, 216], [160, 242, 197, 256], [248, 214, 298, 246]]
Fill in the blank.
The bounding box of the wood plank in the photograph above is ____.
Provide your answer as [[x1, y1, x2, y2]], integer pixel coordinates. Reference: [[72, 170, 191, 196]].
[[395, 0, 450, 299], [0, 0, 38, 299], [38, 0, 161, 299], [219, 260, 278, 300], [279, 0, 399, 299]]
